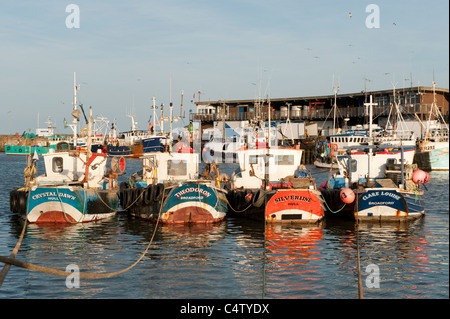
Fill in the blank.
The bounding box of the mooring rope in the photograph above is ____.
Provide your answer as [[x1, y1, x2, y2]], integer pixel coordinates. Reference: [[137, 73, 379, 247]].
[[0, 186, 167, 281], [321, 197, 347, 214], [356, 221, 364, 299], [0, 219, 28, 288], [0, 189, 31, 288]]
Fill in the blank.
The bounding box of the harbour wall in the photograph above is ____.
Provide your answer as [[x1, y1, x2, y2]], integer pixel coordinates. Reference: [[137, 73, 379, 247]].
[[0, 135, 49, 152]]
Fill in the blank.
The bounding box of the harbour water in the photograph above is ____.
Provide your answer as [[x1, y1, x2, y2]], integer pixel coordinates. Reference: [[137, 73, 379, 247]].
[[0, 153, 448, 300]]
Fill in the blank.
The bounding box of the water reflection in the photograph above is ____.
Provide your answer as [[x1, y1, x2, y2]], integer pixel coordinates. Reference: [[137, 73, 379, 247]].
[[264, 222, 326, 298]]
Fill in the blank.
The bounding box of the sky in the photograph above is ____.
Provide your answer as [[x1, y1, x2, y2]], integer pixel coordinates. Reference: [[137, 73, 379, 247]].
[[0, 0, 448, 135]]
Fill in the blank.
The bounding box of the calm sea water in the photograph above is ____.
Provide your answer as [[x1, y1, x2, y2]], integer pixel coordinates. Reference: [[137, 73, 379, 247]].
[[0, 152, 448, 301]]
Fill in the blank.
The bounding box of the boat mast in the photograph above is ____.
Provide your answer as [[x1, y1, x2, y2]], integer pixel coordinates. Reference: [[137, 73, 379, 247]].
[[332, 75, 340, 134], [425, 80, 449, 140], [265, 95, 271, 190], [364, 95, 378, 180], [180, 90, 184, 118], [169, 73, 173, 151], [152, 96, 156, 134], [72, 72, 79, 147]]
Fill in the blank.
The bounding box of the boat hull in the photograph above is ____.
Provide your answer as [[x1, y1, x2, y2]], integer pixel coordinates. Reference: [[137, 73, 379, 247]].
[[162, 183, 227, 224], [121, 182, 227, 224], [314, 159, 339, 169], [355, 188, 424, 222], [11, 187, 119, 223], [142, 136, 166, 153], [265, 189, 324, 223], [428, 145, 449, 171], [5, 144, 53, 156]]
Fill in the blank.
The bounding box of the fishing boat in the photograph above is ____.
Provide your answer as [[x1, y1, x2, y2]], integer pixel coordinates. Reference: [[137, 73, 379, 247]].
[[4, 133, 70, 156], [10, 107, 123, 224], [202, 124, 273, 164], [106, 115, 155, 157], [320, 96, 426, 222], [315, 84, 416, 169], [227, 145, 324, 223], [313, 140, 339, 169], [119, 139, 227, 224], [225, 96, 325, 223], [416, 81, 449, 171]]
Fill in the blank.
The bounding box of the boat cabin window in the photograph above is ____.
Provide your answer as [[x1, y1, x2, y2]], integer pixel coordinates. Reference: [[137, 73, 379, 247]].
[[350, 159, 357, 172], [249, 155, 260, 164], [276, 155, 294, 165], [168, 159, 187, 176], [52, 157, 64, 173]]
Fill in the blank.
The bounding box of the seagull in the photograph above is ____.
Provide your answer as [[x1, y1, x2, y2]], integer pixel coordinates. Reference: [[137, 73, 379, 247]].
[[349, 12, 352, 18], [393, 22, 397, 26]]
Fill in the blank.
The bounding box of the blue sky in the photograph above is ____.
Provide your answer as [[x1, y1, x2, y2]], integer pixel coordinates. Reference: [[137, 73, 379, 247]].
[[0, 0, 448, 134]]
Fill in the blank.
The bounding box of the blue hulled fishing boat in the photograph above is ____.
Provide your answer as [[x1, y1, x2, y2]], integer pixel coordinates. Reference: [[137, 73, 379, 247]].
[[10, 76, 123, 223], [119, 143, 228, 224], [320, 96, 427, 222]]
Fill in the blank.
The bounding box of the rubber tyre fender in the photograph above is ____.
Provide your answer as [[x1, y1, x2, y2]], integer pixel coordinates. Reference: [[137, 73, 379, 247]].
[[152, 183, 164, 202], [252, 189, 266, 208], [10, 190, 18, 212], [18, 191, 27, 213], [134, 188, 144, 206], [143, 185, 153, 205], [119, 189, 128, 209]]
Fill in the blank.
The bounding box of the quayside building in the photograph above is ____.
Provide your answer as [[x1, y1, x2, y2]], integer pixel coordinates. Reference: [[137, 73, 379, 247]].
[[190, 86, 449, 136]]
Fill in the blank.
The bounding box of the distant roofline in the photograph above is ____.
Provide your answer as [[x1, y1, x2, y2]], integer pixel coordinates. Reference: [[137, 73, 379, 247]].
[[195, 86, 449, 106]]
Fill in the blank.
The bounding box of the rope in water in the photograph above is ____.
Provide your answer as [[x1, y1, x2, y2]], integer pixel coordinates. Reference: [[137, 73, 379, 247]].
[[356, 221, 364, 299], [0, 186, 167, 281]]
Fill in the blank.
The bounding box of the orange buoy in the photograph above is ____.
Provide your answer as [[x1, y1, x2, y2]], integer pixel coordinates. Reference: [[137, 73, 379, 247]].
[[340, 188, 355, 204], [412, 169, 430, 184]]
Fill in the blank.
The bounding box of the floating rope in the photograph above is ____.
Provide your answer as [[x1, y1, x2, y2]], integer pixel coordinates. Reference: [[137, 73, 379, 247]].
[[225, 196, 254, 213], [0, 186, 167, 281], [0, 189, 31, 288], [321, 198, 347, 214], [356, 221, 364, 299]]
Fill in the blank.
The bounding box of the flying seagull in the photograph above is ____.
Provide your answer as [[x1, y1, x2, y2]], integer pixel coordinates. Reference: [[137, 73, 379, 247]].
[[349, 12, 352, 18]]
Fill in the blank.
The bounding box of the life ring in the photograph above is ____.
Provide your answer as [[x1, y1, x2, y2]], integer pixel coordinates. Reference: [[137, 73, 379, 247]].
[[331, 143, 338, 151]]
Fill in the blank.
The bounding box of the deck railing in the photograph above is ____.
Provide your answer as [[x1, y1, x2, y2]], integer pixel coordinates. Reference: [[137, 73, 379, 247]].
[[190, 103, 448, 122]]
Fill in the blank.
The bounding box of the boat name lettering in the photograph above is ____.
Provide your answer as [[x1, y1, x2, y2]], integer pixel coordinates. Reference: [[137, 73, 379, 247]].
[[369, 201, 395, 206], [274, 195, 311, 203], [32, 192, 76, 201], [362, 191, 400, 201], [174, 187, 211, 198]]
